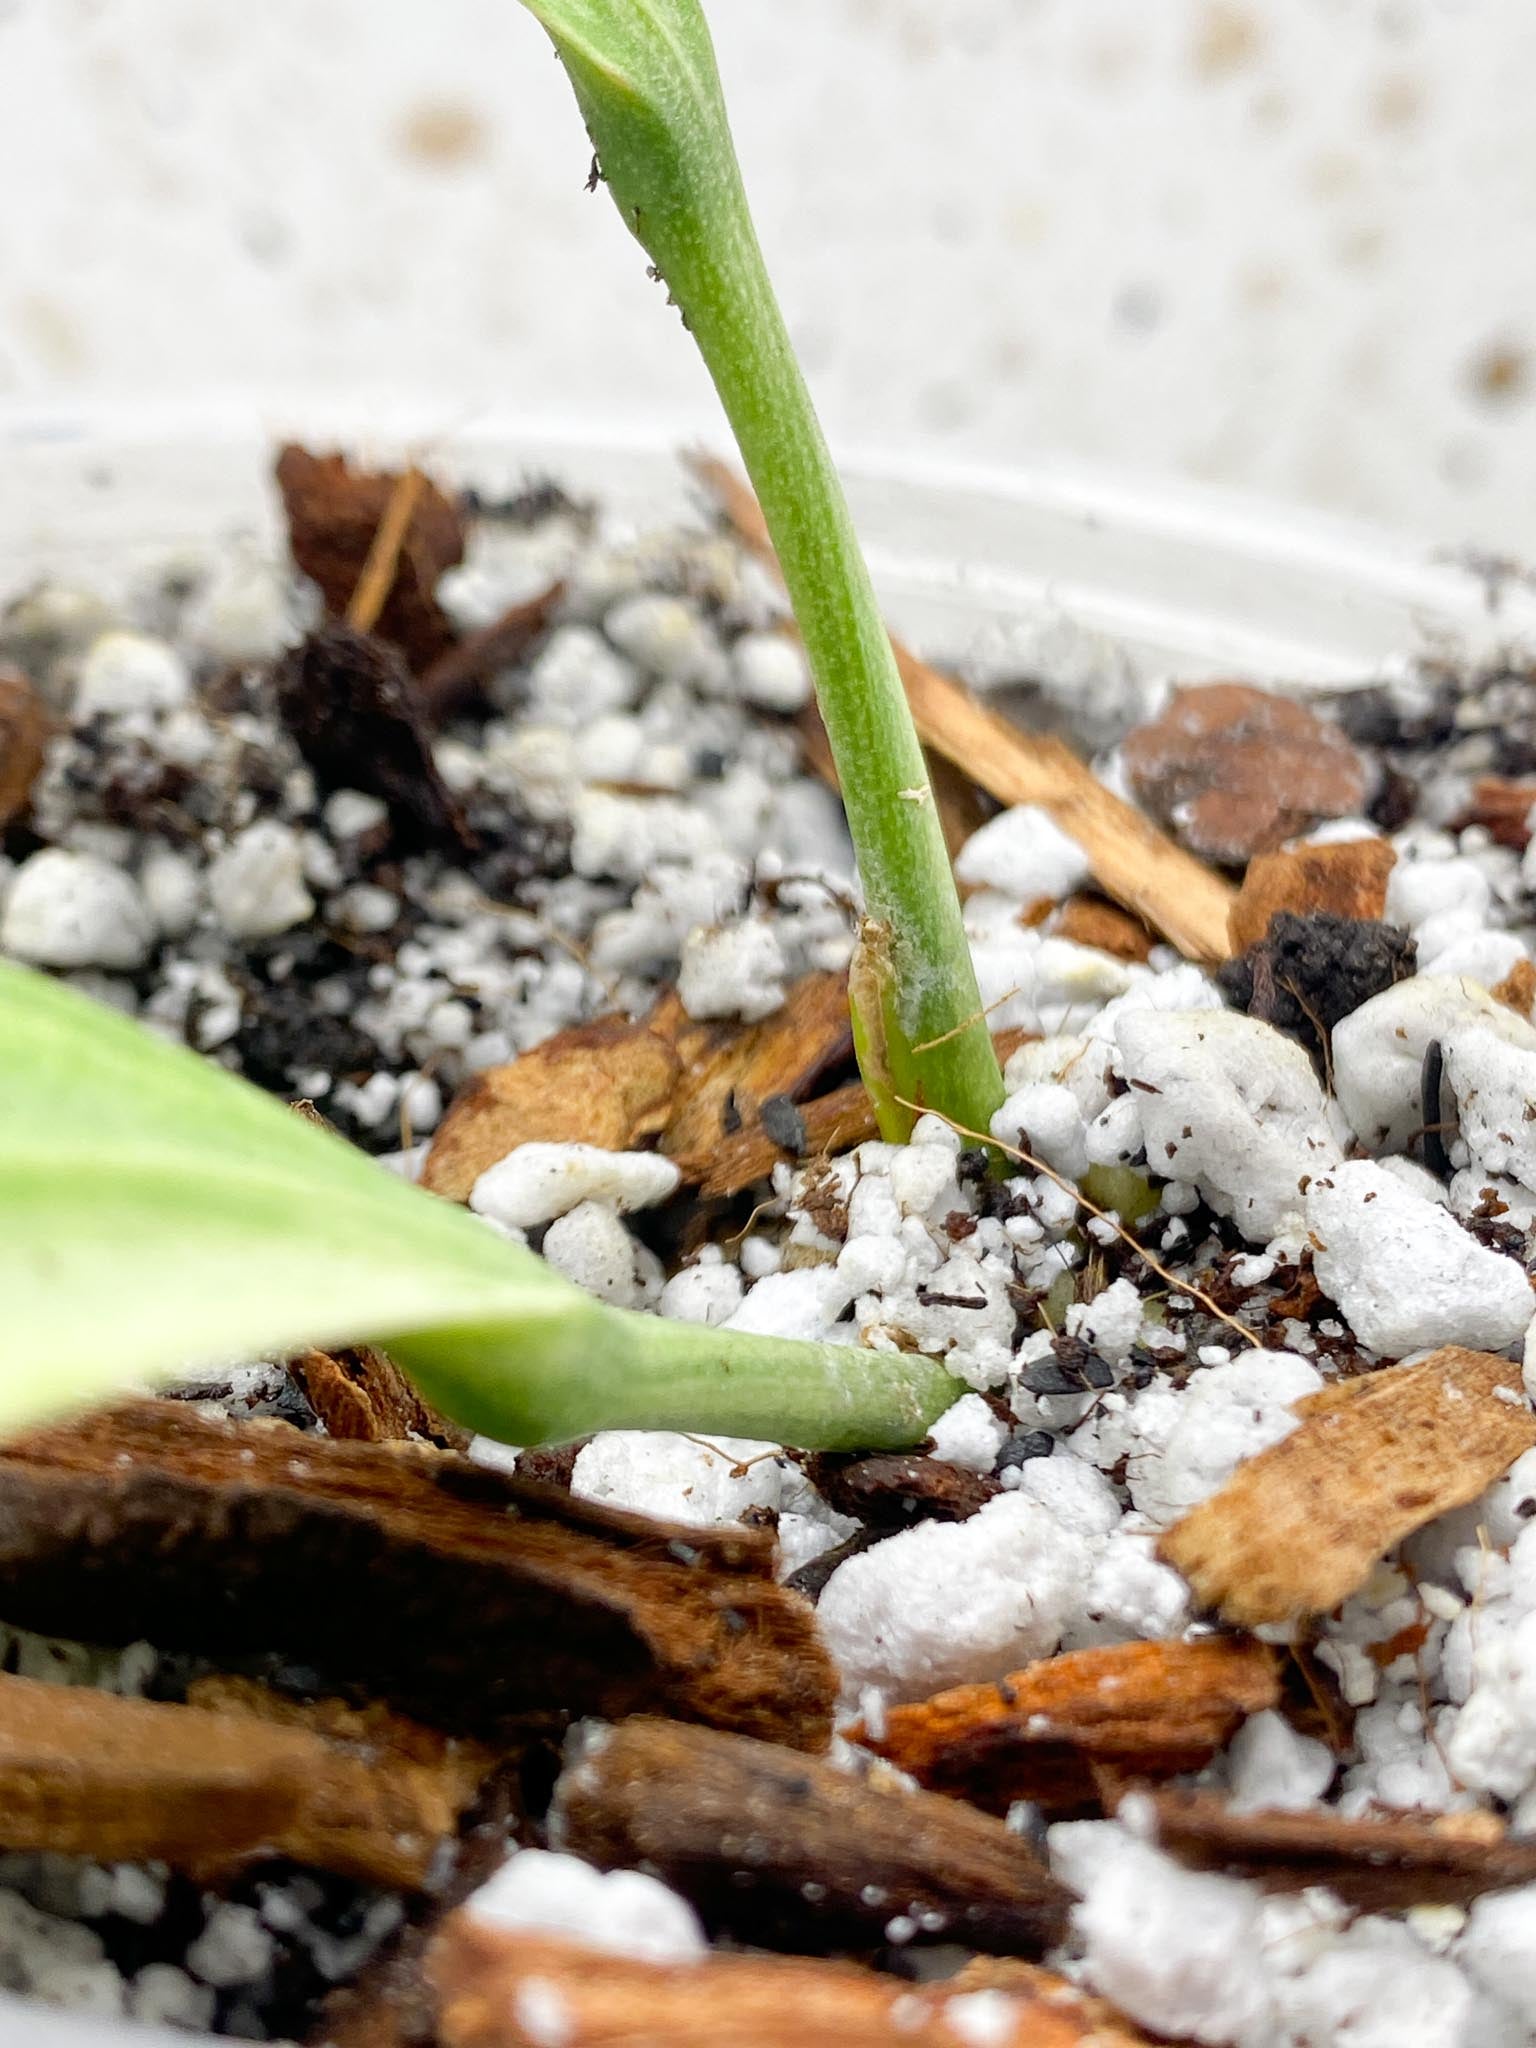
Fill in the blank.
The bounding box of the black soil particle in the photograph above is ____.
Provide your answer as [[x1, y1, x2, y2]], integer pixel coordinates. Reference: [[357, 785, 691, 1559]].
[[1218, 910, 1417, 1069]]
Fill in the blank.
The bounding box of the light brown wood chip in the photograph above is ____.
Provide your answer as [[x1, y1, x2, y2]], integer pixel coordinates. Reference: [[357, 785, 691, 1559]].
[[855, 1635, 1278, 1813], [1158, 1347, 1536, 1627], [430, 1923, 1166, 2048], [690, 452, 1236, 964], [0, 1669, 490, 1889]]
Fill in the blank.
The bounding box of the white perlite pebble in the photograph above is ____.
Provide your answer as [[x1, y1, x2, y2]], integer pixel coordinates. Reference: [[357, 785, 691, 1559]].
[[74, 629, 189, 715], [731, 630, 811, 711], [1457, 1886, 1536, 2030], [1113, 1009, 1339, 1243], [572, 1430, 784, 1528], [1307, 1161, 1532, 1357], [206, 820, 315, 939], [466, 1847, 705, 1963], [541, 1201, 657, 1309], [816, 1492, 1089, 1700], [1057, 1825, 1274, 2045], [677, 918, 787, 1022], [927, 1394, 1008, 1473], [1444, 1023, 1536, 1197], [185, 1901, 275, 1988], [323, 788, 390, 840], [185, 543, 311, 664], [658, 1252, 743, 1326], [0, 848, 153, 968], [470, 1142, 680, 1230], [129, 1964, 217, 2031], [1333, 975, 1536, 1153], [604, 591, 727, 691], [525, 622, 639, 723], [723, 1265, 858, 1343], [1066, 1277, 1144, 1365], [571, 790, 719, 881], [1279, 1917, 1493, 2048], [1120, 1350, 1323, 1527], [1227, 1709, 1335, 1812], [955, 803, 1092, 903], [139, 846, 201, 938]]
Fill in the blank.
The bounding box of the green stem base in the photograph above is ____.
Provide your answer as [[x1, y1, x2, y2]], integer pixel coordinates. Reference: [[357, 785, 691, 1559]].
[[394, 1303, 958, 1452]]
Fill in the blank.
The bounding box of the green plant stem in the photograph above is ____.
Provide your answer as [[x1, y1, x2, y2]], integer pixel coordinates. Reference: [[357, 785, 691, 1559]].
[[516, 0, 1005, 1142], [393, 1307, 958, 1451]]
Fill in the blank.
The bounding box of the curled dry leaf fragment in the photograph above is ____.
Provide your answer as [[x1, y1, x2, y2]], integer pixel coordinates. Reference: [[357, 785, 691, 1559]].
[[1122, 682, 1369, 865], [698, 1077, 876, 1198], [422, 1013, 681, 1201], [1157, 1346, 1536, 1628], [424, 969, 857, 1205], [274, 442, 466, 671], [551, 1715, 1072, 1956], [428, 1922, 1164, 2048], [856, 1635, 1279, 1814], [1140, 1785, 1536, 1911], [1227, 838, 1396, 954], [0, 665, 47, 828], [655, 969, 854, 1180]]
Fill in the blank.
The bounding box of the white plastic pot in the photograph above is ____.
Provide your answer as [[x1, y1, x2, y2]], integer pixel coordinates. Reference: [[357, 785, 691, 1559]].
[[1, 396, 1533, 2047]]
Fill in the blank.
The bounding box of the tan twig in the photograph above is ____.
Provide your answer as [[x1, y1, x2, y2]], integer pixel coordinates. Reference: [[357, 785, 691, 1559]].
[[347, 466, 427, 635], [893, 1094, 1261, 1350]]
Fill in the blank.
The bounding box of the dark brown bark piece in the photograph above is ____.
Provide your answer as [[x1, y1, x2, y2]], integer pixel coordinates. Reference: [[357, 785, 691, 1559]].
[[289, 1343, 468, 1448], [858, 1636, 1280, 1814], [275, 621, 476, 853], [0, 1400, 835, 1750], [1142, 1786, 1536, 1910], [311, 1761, 525, 2048], [0, 1669, 488, 1890], [430, 1922, 1158, 2048], [803, 1452, 1000, 1528], [275, 444, 465, 672], [552, 1715, 1070, 1956], [417, 581, 566, 721], [1122, 682, 1369, 865], [0, 666, 47, 828]]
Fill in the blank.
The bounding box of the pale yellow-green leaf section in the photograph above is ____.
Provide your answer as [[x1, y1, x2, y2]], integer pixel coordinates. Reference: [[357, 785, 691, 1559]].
[[0, 962, 957, 1450], [0, 960, 596, 1432]]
